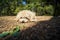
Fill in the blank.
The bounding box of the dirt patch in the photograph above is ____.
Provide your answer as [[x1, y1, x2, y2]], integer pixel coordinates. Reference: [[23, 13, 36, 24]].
[[0, 16, 60, 40], [0, 16, 52, 32]]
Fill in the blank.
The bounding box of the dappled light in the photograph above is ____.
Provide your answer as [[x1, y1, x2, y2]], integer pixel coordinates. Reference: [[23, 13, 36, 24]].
[[0, 16, 60, 40], [0, 0, 60, 40]]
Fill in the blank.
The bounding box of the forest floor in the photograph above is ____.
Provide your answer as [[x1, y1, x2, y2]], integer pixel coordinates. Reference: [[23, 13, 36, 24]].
[[0, 16, 60, 40], [0, 16, 52, 32]]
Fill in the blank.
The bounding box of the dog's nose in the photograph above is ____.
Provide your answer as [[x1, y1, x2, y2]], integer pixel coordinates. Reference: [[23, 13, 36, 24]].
[[22, 21, 25, 23]]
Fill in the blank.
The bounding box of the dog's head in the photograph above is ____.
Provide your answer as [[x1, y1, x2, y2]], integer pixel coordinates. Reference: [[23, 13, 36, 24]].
[[18, 17, 30, 23], [16, 10, 37, 23]]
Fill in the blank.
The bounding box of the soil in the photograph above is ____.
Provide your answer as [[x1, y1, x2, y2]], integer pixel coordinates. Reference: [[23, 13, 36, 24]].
[[0, 16, 60, 40], [0, 16, 52, 32]]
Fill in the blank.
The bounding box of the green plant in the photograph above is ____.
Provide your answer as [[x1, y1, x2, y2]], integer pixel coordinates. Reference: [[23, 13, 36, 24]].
[[9, 26, 20, 37], [0, 26, 20, 38], [44, 5, 54, 16], [0, 31, 9, 38]]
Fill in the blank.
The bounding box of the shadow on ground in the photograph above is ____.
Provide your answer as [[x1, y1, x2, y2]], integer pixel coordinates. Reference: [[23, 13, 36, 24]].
[[0, 16, 60, 40]]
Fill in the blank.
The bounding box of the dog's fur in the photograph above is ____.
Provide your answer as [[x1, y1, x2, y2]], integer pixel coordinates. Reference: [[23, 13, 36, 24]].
[[16, 10, 37, 23]]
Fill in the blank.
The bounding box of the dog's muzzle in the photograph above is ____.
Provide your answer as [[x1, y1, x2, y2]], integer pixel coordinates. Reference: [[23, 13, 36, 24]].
[[19, 18, 28, 23]]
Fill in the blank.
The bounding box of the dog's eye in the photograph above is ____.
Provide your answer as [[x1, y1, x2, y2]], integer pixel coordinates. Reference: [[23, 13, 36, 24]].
[[20, 17, 22, 18], [25, 17, 27, 18], [25, 17, 29, 20], [25, 17, 27, 19]]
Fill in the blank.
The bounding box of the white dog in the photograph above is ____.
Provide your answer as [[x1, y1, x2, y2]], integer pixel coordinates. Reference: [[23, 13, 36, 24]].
[[16, 10, 37, 23]]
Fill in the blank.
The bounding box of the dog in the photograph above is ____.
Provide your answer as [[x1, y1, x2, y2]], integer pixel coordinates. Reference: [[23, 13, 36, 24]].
[[15, 10, 37, 23]]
